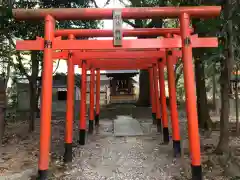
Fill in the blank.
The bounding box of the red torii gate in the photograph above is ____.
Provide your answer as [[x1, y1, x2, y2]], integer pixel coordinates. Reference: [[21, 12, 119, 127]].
[[13, 6, 221, 180], [77, 59, 165, 137], [52, 29, 184, 146], [50, 32, 184, 166], [54, 47, 182, 149], [51, 28, 183, 150], [50, 28, 182, 150], [52, 29, 184, 154]]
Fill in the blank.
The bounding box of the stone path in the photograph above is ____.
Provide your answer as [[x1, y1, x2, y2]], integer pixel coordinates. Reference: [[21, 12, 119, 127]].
[[55, 117, 182, 180], [114, 116, 144, 137]]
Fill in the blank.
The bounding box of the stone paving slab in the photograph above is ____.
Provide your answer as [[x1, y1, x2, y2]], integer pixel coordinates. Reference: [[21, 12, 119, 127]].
[[113, 115, 144, 136]]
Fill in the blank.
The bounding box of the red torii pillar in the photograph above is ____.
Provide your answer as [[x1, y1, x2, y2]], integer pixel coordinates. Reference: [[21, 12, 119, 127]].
[[149, 67, 156, 124], [64, 34, 75, 163], [163, 32, 181, 156], [158, 59, 169, 144], [89, 68, 95, 134], [153, 64, 162, 132], [166, 49, 181, 157], [180, 13, 201, 179], [79, 60, 87, 145], [38, 15, 55, 179], [95, 69, 100, 126]]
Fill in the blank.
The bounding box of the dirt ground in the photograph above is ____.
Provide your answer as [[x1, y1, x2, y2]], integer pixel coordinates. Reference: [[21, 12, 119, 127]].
[[0, 105, 240, 180]]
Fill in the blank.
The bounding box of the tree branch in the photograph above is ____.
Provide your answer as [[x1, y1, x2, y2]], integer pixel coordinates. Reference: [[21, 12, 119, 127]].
[[4, 58, 11, 90], [146, 20, 154, 28], [146, 19, 163, 28], [129, 0, 141, 6], [104, 0, 111, 7], [53, 60, 60, 75], [90, 0, 115, 10], [174, 61, 182, 74], [123, 20, 137, 28], [118, 0, 131, 7], [91, 0, 99, 8], [7, 35, 30, 80], [142, 0, 147, 6]]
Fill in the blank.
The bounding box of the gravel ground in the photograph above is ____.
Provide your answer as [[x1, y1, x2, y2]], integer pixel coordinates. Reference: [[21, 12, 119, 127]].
[[54, 119, 182, 180], [0, 106, 239, 180]]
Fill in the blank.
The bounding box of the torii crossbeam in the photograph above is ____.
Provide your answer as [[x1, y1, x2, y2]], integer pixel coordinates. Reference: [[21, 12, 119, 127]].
[[16, 35, 217, 50], [55, 28, 188, 37], [13, 6, 221, 20], [53, 49, 182, 60]]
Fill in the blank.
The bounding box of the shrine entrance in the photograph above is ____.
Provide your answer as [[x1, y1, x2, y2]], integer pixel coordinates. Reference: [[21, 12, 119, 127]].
[[108, 71, 138, 103]]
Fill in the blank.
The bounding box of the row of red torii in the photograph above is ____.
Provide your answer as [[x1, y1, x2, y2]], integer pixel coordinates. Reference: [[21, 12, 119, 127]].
[[13, 6, 221, 180]]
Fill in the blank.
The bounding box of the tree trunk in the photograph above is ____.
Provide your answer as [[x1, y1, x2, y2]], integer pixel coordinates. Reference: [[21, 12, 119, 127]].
[[137, 70, 150, 106], [0, 80, 6, 144], [212, 65, 217, 112], [216, 58, 231, 154], [28, 51, 39, 132], [4, 61, 11, 95], [0, 60, 11, 144], [216, 16, 234, 154], [0, 107, 4, 144], [195, 58, 212, 130], [36, 86, 41, 118], [235, 65, 239, 134], [29, 82, 37, 132]]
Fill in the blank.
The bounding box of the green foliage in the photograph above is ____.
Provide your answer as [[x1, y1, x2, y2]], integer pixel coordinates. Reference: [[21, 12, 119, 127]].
[[0, 0, 100, 107], [176, 77, 185, 100], [1, 0, 100, 75]]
